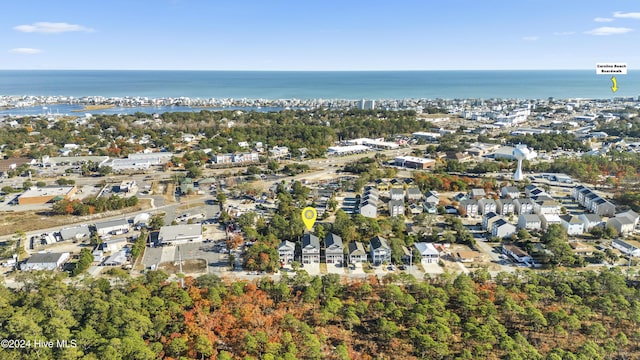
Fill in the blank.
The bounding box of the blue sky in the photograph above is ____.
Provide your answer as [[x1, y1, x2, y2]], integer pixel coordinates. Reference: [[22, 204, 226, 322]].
[[2, 0, 640, 70]]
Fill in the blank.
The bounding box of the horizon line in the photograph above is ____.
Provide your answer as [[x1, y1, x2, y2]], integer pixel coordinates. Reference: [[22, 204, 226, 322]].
[[0, 68, 600, 72]]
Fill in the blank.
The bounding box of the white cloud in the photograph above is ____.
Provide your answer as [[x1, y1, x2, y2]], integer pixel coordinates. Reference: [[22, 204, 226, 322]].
[[594, 17, 614, 22], [13, 22, 93, 34], [613, 11, 640, 19], [8, 48, 43, 54], [553, 31, 576, 36], [584, 26, 633, 35], [522, 36, 539, 41]]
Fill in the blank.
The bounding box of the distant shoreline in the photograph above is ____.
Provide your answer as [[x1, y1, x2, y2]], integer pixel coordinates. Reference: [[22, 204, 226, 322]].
[[71, 104, 116, 112]]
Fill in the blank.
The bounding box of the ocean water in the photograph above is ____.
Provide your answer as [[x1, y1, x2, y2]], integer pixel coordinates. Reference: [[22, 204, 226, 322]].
[[0, 70, 638, 100]]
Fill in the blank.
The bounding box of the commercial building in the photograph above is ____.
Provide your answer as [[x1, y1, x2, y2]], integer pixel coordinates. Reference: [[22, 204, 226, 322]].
[[393, 156, 435, 169], [21, 252, 70, 271], [95, 218, 130, 236], [158, 224, 203, 245], [18, 186, 77, 205]]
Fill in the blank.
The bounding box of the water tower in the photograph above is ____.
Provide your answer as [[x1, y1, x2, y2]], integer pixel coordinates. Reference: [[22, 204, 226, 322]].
[[512, 146, 529, 181]]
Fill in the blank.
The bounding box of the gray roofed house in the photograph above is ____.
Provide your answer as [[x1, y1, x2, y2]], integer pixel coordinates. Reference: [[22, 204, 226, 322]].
[[514, 198, 535, 214], [501, 186, 520, 199], [301, 233, 320, 264], [518, 214, 542, 230], [324, 233, 344, 264], [482, 212, 500, 231], [579, 213, 603, 231], [608, 217, 635, 236], [390, 188, 404, 201], [349, 241, 368, 264], [405, 187, 422, 202], [370, 236, 391, 264], [560, 215, 584, 235], [477, 198, 497, 215], [497, 198, 515, 215], [459, 199, 479, 217], [21, 252, 70, 271], [612, 239, 640, 257]]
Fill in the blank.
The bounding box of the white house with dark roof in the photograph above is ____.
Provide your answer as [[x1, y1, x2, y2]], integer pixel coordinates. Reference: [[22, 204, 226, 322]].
[[492, 219, 516, 239], [324, 233, 344, 264], [482, 212, 500, 231], [591, 197, 616, 217], [370, 236, 391, 264], [301, 234, 320, 264], [502, 244, 532, 263], [348, 241, 368, 264], [560, 215, 584, 235]]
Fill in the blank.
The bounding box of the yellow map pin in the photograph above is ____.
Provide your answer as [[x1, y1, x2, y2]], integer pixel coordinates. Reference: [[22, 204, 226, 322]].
[[302, 207, 317, 231]]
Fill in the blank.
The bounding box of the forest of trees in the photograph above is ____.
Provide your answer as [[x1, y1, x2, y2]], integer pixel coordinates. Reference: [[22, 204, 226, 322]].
[[2, 268, 640, 359]]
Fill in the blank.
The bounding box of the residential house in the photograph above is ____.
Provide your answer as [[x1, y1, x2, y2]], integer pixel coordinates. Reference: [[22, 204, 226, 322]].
[[301, 234, 320, 264], [514, 198, 535, 214], [459, 199, 479, 217], [388, 199, 405, 217], [278, 240, 296, 264], [409, 203, 423, 215], [502, 243, 533, 263], [478, 198, 497, 215], [348, 241, 368, 264], [424, 191, 440, 208], [501, 186, 520, 199], [579, 213, 603, 232], [534, 199, 561, 215], [390, 188, 404, 201], [324, 233, 344, 264], [560, 215, 584, 235], [453, 192, 469, 202], [612, 239, 640, 257], [591, 197, 616, 217], [482, 212, 500, 231], [541, 214, 562, 230], [569, 242, 595, 256], [517, 214, 542, 231], [471, 188, 486, 200], [496, 198, 515, 216], [618, 210, 640, 228], [492, 219, 517, 239], [359, 187, 378, 218], [405, 187, 422, 203], [370, 236, 391, 264], [59, 225, 90, 242], [414, 242, 440, 264], [525, 184, 545, 198], [608, 217, 635, 236], [375, 179, 389, 191]]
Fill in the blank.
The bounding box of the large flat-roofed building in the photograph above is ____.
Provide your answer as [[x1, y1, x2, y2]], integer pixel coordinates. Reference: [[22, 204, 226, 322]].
[[158, 224, 203, 245], [95, 218, 130, 236], [0, 157, 36, 174], [21, 252, 70, 271], [18, 186, 77, 205], [394, 156, 435, 169]]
